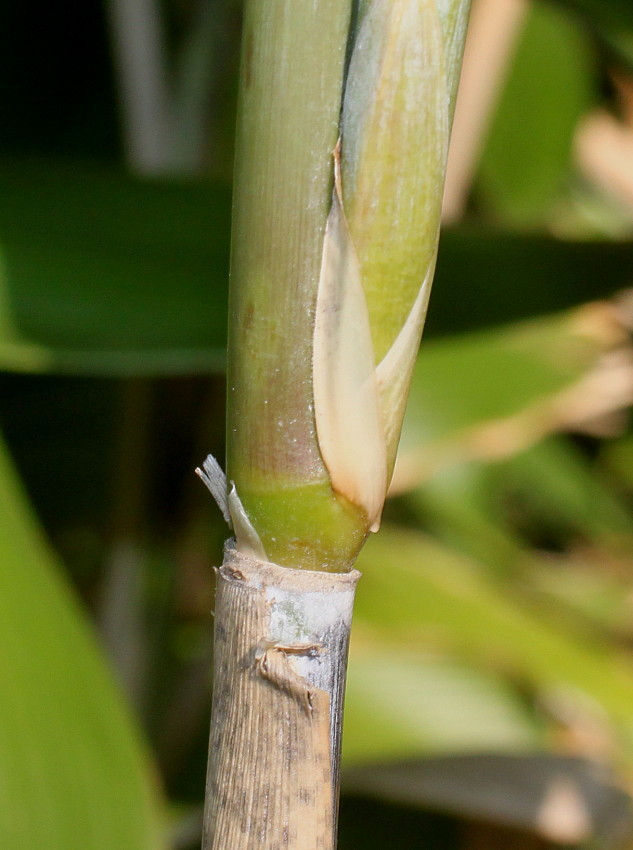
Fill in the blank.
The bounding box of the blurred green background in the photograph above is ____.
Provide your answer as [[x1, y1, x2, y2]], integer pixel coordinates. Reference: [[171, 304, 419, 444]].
[[3, 0, 633, 847]]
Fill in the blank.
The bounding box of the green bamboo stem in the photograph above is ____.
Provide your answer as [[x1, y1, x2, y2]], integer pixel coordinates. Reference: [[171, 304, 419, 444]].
[[226, 0, 364, 572]]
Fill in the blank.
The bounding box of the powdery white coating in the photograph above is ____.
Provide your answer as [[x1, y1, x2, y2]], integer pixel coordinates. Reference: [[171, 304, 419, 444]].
[[265, 579, 356, 693]]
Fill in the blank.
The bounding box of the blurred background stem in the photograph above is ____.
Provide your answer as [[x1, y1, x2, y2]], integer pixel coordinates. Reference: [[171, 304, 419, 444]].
[[98, 377, 152, 712], [105, 0, 174, 173]]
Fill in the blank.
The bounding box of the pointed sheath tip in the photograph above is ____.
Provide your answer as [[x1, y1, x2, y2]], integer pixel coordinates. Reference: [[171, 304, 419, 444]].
[[312, 185, 388, 530]]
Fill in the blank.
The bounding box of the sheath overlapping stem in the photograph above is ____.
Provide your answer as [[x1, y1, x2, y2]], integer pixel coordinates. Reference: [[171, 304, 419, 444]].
[[226, 0, 470, 572]]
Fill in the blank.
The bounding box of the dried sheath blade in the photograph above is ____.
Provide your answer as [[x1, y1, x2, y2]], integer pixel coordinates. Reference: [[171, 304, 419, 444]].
[[197, 454, 267, 561], [196, 454, 231, 525]]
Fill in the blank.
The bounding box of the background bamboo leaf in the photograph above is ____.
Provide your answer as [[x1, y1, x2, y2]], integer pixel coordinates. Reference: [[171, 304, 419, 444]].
[[402, 437, 633, 583], [430, 230, 633, 334], [1, 159, 633, 377], [0, 430, 165, 849], [343, 653, 542, 763], [476, 0, 594, 227], [351, 528, 633, 759], [0, 160, 229, 375], [394, 301, 632, 489], [556, 0, 633, 69]]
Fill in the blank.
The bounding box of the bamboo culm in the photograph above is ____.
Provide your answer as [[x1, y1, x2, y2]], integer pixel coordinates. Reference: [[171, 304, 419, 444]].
[[202, 544, 360, 849], [202, 0, 472, 844]]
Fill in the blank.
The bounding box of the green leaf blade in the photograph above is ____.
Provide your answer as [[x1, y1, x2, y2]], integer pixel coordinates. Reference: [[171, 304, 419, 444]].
[[0, 433, 165, 849]]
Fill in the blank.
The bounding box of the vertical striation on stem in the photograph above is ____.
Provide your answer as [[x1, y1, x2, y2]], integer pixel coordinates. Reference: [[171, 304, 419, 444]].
[[203, 545, 359, 849]]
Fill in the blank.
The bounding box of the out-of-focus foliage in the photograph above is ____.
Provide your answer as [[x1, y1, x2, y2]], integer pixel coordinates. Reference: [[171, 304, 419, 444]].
[[0, 160, 229, 374], [3, 0, 633, 848], [557, 0, 633, 69], [0, 431, 165, 849], [478, 1, 594, 227]]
